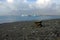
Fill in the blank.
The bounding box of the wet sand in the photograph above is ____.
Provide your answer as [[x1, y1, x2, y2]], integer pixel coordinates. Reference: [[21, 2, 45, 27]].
[[0, 19, 60, 40]]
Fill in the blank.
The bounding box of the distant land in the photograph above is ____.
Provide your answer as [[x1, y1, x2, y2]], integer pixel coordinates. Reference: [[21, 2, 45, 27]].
[[0, 15, 60, 23]]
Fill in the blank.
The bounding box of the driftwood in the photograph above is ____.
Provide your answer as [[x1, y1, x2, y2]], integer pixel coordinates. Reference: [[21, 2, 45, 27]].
[[34, 21, 42, 28]]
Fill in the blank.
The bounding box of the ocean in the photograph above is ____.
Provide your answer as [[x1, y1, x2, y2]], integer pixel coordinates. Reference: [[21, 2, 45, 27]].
[[0, 15, 60, 23]]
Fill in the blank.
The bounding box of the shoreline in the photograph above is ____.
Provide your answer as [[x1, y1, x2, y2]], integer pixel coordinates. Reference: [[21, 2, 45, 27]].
[[0, 19, 60, 40], [0, 18, 60, 24]]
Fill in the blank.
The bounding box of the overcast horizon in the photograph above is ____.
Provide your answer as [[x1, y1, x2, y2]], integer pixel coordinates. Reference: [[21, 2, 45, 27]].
[[0, 0, 60, 16]]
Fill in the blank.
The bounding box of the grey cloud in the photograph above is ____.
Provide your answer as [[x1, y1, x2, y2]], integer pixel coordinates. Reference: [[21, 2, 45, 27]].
[[0, 0, 60, 15]]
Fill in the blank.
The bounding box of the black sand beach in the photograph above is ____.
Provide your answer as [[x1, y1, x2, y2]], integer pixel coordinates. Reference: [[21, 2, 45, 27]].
[[0, 19, 60, 40]]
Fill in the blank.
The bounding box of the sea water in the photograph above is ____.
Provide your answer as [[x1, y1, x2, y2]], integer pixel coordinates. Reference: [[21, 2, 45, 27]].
[[0, 15, 60, 23]]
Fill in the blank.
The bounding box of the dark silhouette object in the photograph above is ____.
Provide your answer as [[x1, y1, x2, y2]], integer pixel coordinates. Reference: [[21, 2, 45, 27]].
[[24, 38, 26, 40], [34, 21, 43, 28], [56, 32, 60, 37], [6, 35, 8, 37], [2, 34, 9, 40], [5, 34, 9, 39], [54, 31, 60, 37]]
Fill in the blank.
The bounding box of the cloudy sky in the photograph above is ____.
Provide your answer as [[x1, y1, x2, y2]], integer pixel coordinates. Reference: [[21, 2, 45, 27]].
[[0, 0, 60, 15]]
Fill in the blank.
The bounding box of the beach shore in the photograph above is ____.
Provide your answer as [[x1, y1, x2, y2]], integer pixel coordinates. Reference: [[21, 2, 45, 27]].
[[0, 19, 60, 40]]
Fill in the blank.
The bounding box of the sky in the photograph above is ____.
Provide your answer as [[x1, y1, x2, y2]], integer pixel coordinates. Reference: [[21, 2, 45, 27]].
[[0, 0, 60, 15]]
